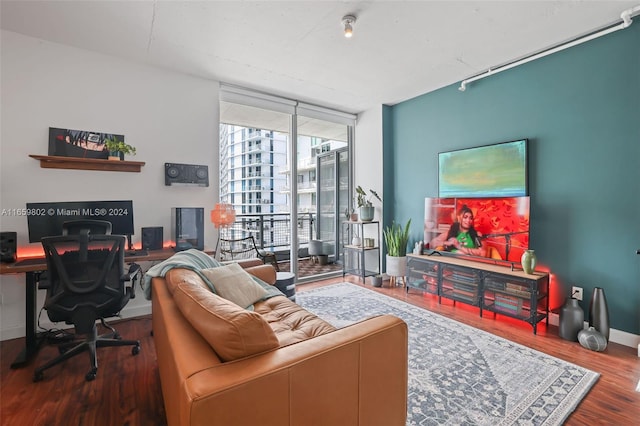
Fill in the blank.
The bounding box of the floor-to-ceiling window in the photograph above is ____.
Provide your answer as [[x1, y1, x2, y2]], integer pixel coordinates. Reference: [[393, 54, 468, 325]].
[[219, 85, 355, 280]]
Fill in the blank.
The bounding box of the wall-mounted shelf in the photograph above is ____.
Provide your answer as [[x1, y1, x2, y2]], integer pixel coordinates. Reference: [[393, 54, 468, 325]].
[[29, 155, 145, 173]]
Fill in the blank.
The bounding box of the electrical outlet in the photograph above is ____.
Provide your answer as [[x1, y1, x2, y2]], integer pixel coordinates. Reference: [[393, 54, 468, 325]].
[[572, 286, 583, 301]]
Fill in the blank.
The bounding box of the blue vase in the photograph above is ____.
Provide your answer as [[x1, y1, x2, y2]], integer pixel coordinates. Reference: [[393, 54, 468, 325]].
[[359, 206, 374, 221]]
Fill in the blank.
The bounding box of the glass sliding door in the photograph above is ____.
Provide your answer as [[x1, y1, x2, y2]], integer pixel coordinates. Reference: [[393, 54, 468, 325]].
[[316, 147, 348, 263], [297, 116, 348, 280], [219, 101, 291, 261], [220, 85, 354, 281]]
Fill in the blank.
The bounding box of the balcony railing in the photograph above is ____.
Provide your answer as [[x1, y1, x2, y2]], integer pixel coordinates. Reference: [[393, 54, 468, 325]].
[[219, 212, 317, 255]]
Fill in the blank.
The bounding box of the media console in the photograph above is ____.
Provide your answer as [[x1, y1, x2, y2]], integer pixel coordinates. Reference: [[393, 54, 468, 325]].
[[406, 253, 549, 334]]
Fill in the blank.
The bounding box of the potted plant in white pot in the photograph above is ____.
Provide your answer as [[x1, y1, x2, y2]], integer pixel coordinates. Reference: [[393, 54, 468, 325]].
[[383, 219, 411, 285], [104, 137, 136, 161], [355, 186, 381, 222]]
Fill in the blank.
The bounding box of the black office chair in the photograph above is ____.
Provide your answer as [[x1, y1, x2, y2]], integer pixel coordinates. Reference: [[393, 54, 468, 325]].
[[37, 219, 113, 291], [62, 219, 112, 236], [218, 236, 280, 271], [33, 233, 141, 382]]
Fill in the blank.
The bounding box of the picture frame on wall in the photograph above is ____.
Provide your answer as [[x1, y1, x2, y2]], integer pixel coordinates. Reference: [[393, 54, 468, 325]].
[[48, 127, 125, 160], [438, 139, 528, 198]]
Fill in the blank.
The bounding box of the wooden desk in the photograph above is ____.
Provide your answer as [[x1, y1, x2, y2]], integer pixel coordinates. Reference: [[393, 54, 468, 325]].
[[0, 248, 182, 369]]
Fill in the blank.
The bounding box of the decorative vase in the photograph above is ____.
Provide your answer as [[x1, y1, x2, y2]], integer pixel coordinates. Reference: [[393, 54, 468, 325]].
[[589, 287, 610, 341], [351, 236, 361, 246], [520, 249, 537, 274], [350, 213, 359, 222], [578, 327, 608, 352], [359, 206, 374, 222], [558, 298, 584, 341]]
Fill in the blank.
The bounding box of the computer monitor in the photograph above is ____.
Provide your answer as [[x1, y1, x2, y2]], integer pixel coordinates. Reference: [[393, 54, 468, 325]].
[[26, 200, 135, 244]]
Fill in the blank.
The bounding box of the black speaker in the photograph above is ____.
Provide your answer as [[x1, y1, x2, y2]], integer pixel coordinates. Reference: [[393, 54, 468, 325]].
[[171, 208, 204, 251], [0, 232, 17, 263], [141, 227, 163, 251], [165, 163, 209, 187]]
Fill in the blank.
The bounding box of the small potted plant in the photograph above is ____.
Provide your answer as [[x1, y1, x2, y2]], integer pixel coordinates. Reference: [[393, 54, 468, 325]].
[[104, 137, 136, 161], [355, 186, 382, 221], [344, 207, 358, 222]]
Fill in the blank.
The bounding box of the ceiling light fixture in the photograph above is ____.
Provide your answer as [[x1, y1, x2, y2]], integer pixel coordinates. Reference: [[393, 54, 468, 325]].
[[342, 15, 356, 38]]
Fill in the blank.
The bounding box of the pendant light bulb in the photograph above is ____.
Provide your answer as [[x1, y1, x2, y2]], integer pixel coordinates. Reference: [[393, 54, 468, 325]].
[[342, 15, 356, 38]]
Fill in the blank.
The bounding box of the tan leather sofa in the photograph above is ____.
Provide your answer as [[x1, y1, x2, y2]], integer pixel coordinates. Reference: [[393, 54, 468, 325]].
[[151, 263, 408, 426]]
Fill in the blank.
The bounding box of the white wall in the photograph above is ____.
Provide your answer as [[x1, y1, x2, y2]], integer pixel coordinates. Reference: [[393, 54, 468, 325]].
[[354, 106, 384, 220], [0, 31, 220, 339], [355, 106, 384, 274]]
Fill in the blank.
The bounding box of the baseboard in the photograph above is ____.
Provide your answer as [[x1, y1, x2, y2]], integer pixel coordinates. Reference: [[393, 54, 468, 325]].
[[0, 304, 152, 341], [548, 312, 640, 350], [1, 325, 28, 341]]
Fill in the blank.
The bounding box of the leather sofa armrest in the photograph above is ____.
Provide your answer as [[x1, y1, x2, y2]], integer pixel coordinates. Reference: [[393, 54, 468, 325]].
[[243, 264, 276, 285]]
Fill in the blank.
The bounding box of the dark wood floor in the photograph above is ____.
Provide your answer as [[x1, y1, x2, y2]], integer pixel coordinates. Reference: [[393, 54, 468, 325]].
[[1, 276, 639, 425]]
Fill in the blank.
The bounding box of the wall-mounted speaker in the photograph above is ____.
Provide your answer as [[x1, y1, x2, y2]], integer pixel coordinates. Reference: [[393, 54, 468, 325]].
[[0, 231, 17, 263], [164, 163, 209, 187], [171, 208, 204, 251], [141, 227, 163, 251]]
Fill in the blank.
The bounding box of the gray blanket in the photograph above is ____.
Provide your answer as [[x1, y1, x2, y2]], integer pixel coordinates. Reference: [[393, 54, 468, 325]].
[[142, 249, 283, 300]]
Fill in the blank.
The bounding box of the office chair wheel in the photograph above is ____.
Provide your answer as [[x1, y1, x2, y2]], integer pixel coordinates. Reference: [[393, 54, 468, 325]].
[[33, 371, 44, 382], [132, 345, 140, 355], [85, 369, 97, 382]]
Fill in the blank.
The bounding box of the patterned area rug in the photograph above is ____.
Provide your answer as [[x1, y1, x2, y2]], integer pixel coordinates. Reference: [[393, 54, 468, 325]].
[[296, 283, 599, 426]]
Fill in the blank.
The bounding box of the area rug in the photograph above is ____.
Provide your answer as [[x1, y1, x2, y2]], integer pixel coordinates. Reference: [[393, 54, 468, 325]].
[[296, 283, 599, 426]]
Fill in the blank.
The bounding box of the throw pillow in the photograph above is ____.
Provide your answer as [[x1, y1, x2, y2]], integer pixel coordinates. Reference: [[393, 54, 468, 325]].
[[173, 281, 279, 361], [201, 262, 268, 309]]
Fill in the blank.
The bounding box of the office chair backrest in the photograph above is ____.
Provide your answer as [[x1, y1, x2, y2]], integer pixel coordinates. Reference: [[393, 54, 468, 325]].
[[62, 219, 112, 236], [41, 234, 130, 334]]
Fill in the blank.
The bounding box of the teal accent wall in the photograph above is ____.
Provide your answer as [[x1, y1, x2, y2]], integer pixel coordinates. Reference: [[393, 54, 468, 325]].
[[386, 24, 640, 334]]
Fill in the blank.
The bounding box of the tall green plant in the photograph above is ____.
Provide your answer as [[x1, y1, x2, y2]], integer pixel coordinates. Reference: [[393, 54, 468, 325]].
[[383, 219, 411, 257]]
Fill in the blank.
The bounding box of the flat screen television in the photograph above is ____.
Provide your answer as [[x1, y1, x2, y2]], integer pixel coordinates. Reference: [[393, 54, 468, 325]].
[[26, 200, 134, 243], [438, 139, 528, 198], [424, 196, 530, 262]]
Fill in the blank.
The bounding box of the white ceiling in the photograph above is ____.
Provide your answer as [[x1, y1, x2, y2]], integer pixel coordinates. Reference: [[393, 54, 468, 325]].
[[1, 1, 638, 114]]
